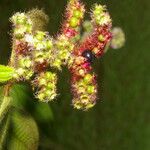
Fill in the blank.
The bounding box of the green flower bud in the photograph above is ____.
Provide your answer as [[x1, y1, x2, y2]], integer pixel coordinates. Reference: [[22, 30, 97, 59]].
[[98, 34, 105, 42], [70, 17, 79, 28], [45, 40, 53, 49], [95, 15, 102, 24], [35, 31, 46, 41], [11, 13, 27, 25], [52, 59, 62, 70], [73, 100, 82, 109], [37, 93, 45, 101], [81, 97, 89, 104], [93, 5, 105, 16], [39, 78, 47, 86], [19, 57, 32, 68], [87, 85, 95, 94], [45, 90, 53, 97], [35, 42, 46, 50], [73, 10, 82, 18], [14, 29, 24, 39], [85, 103, 95, 110], [16, 14, 27, 25], [47, 83, 54, 89], [45, 72, 54, 79], [25, 23, 32, 33], [15, 68, 25, 76], [84, 74, 93, 83], [13, 67, 32, 80], [25, 70, 34, 80]]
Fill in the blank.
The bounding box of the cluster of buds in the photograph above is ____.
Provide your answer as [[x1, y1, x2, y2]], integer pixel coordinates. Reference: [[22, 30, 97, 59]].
[[32, 72, 57, 102], [63, 0, 85, 39], [1, 0, 125, 110], [70, 56, 97, 109], [31, 31, 53, 72], [10, 13, 34, 80], [10, 11, 57, 101], [51, 35, 74, 70]]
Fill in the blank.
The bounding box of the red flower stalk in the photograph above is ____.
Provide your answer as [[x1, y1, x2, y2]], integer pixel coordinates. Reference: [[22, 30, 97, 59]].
[[69, 4, 112, 110]]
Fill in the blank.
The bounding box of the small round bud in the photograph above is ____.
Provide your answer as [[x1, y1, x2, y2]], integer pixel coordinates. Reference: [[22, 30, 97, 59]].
[[37, 93, 45, 101], [98, 34, 105, 42], [45, 40, 53, 49], [16, 68, 25, 76], [39, 78, 47, 86], [93, 5, 105, 16], [11, 13, 27, 25], [73, 10, 82, 18], [25, 70, 34, 80], [84, 74, 93, 83], [47, 83, 54, 89], [19, 57, 32, 68], [52, 59, 62, 70], [78, 69, 85, 77], [87, 85, 95, 94], [17, 14, 27, 24], [35, 31, 46, 41], [70, 17, 79, 28], [14, 29, 24, 39]]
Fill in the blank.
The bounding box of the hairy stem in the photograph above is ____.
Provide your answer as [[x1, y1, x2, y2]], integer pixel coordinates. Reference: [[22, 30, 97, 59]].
[[0, 115, 10, 150], [0, 32, 15, 124], [0, 83, 12, 124]]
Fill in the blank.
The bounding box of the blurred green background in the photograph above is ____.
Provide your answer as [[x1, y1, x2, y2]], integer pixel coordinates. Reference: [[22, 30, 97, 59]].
[[0, 0, 150, 149]]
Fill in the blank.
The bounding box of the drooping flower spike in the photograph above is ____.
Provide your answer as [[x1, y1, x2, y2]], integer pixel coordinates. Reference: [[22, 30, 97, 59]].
[[2, 0, 125, 110], [69, 4, 112, 110], [10, 11, 58, 102], [10, 12, 53, 77], [10, 12, 35, 80]]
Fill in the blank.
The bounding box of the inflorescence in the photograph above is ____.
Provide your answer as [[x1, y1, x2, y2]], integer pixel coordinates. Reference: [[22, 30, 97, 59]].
[[1, 0, 125, 110]]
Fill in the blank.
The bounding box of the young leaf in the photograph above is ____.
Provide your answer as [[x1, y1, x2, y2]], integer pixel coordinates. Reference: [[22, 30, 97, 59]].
[[0, 96, 11, 124], [0, 65, 14, 83]]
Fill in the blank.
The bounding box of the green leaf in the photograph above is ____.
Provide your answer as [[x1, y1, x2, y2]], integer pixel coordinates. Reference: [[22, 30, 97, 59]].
[[0, 65, 14, 83], [10, 84, 32, 110], [34, 103, 53, 122], [0, 115, 10, 150], [0, 96, 11, 124], [8, 138, 27, 150], [9, 110, 39, 150]]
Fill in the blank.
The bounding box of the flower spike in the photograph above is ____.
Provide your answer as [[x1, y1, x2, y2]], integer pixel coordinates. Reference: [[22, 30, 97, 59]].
[[32, 72, 57, 102], [62, 0, 85, 39], [50, 0, 85, 70], [68, 4, 112, 110]]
